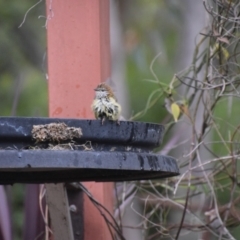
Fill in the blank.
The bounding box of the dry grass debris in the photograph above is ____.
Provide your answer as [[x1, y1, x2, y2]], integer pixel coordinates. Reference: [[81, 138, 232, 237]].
[[32, 123, 82, 143]]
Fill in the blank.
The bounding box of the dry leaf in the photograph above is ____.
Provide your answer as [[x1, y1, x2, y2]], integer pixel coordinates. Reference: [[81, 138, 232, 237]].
[[179, 103, 190, 118], [217, 37, 230, 45], [212, 43, 230, 60]]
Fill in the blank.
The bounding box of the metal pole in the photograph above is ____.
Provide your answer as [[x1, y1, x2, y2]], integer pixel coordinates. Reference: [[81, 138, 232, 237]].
[[45, 0, 112, 239]]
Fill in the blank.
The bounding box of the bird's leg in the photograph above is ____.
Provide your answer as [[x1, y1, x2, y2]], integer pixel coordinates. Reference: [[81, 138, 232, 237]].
[[101, 116, 106, 125]]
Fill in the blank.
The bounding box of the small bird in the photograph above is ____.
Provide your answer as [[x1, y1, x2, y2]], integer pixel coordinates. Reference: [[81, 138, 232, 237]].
[[91, 83, 121, 125]]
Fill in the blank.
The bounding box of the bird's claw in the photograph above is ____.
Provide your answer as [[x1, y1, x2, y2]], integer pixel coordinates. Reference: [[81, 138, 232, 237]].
[[101, 117, 106, 125]]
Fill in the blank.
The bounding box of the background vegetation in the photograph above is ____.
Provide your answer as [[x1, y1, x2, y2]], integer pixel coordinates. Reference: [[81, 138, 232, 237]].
[[1, 0, 240, 240]]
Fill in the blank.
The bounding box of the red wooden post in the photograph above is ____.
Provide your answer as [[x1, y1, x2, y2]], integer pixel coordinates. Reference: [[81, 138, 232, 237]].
[[46, 0, 112, 239]]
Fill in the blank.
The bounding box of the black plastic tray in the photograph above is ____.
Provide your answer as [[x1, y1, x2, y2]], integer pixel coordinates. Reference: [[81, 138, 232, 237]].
[[0, 117, 179, 184]]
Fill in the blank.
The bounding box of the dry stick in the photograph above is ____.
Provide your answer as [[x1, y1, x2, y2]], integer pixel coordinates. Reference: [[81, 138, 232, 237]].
[[130, 201, 174, 240], [43, 0, 54, 29], [219, 126, 240, 239], [78, 183, 126, 240], [233, 39, 240, 71], [176, 154, 240, 183], [175, 75, 199, 90], [176, 64, 218, 238], [196, 148, 235, 240], [180, 2, 239, 238], [114, 183, 123, 234], [174, 146, 193, 239], [33, 231, 45, 240], [114, 184, 137, 220], [39, 185, 53, 238], [138, 186, 220, 238], [202, 142, 232, 179], [18, 0, 43, 28], [11, 74, 23, 116]]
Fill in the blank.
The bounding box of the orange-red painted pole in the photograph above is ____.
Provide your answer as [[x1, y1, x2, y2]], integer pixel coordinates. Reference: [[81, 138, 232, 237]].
[[46, 1, 112, 239]]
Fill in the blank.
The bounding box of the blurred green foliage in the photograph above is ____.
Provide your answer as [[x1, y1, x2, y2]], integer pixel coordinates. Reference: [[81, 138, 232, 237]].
[[122, 0, 181, 123], [0, 0, 47, 117], [1, 1, 47, 239]]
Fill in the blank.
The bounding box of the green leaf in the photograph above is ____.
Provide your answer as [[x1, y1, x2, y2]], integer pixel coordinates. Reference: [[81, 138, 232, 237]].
[[171, 103, 180, 122]]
